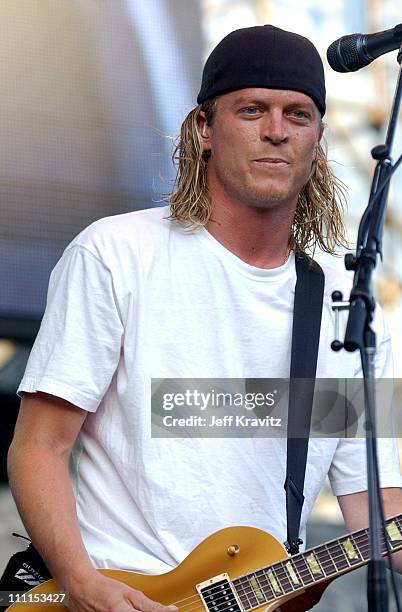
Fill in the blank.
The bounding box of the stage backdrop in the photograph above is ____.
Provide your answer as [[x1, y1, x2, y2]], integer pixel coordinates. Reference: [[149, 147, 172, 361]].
[[0, 0, 202, 339]]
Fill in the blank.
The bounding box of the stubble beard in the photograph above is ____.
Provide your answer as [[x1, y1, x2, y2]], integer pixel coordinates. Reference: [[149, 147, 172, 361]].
[[216, 163, 301, 211]]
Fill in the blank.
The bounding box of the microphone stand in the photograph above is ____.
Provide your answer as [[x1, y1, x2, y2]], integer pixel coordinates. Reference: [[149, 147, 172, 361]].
[[331, 46, 402, 612]]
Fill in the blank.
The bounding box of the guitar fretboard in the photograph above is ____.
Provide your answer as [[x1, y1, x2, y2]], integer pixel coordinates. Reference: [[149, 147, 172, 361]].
[[232, 514, 402, 609]]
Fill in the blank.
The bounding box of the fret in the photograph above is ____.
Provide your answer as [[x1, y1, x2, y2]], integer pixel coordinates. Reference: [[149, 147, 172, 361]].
[[315, 544, 337, 576], [284, 559, 302, 588], [253, 570, 275, 602], [341, 536, 361, 566], [353, 527, 386, 561], [243, 577, 260, 609], [272, 562, 294, 594], [248, 574, 265, 603], [271, 561, 294, 594], [394, 515, 402, 533], [264, 567, 284, 596], [292, 554, 315, 585], [350, 530, 369, 562], [328, 540, 350, 572], [393, 516, 402, 545], [386, 520, 402, 548], [354, 528, 370, 561], [240, 577, 260, 609], [233, 579, 253, 610], [304, 551, 325, 579], [350, 534, 364, 562]]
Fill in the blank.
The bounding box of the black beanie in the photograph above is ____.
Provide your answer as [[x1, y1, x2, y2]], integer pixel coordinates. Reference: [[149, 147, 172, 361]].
[[197, 25, 326, 116]]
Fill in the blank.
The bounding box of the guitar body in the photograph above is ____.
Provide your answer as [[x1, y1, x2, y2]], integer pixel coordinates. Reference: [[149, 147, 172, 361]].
[[5, 526, 332, 611]]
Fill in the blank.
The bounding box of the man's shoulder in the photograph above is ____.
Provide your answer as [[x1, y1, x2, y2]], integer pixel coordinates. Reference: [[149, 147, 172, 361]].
[[66, 205, 174, 258], [76, 205, 170, 242]]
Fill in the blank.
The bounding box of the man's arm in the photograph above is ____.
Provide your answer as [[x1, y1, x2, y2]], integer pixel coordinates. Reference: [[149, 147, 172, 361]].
[[338, 487, 402, 573], [8, 392, 176, 612]]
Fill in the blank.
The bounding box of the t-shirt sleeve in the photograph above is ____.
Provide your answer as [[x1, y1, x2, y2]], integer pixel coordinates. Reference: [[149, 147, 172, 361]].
[[17, 244, 124, 412], [329, 302, 402, 495], [329, 437, 402, 496]]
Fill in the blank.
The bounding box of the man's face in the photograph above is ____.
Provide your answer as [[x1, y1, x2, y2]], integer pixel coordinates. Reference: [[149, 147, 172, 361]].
[[199, 88, 324, 212]]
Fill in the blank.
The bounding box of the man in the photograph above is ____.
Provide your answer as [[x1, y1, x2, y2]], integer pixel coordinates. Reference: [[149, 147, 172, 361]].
[[8, 25, 402, 612]]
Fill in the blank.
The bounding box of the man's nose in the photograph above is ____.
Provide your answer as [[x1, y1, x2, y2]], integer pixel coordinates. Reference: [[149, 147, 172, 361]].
[[260, 111, 288, 144]]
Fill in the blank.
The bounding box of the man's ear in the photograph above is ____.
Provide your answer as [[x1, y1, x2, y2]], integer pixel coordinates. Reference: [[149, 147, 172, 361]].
[[198, 111, 212, 152], [318, 121, 324, 146], [313, 121, 324, 162]]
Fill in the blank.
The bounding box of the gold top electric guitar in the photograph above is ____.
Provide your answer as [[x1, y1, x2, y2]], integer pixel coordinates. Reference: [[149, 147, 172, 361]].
[[6, 514, 402, 612]]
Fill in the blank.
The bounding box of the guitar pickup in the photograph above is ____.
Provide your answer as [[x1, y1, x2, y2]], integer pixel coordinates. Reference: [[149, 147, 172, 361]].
[[196, 573, 244, 612]]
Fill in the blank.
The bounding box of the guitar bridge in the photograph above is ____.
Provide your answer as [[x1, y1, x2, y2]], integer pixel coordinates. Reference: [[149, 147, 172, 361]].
[[196, 573, 244, 612]]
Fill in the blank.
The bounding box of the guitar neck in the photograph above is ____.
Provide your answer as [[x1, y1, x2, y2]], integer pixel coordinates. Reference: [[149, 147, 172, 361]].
[[232, 513, 402, 609]]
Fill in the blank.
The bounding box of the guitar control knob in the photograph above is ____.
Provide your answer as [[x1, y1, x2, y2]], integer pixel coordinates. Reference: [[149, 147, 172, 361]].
[[226, 544, 240, 556]]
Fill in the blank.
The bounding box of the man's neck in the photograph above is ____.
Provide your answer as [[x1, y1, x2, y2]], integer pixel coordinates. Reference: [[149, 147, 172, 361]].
[[205, 197, 295, 270]]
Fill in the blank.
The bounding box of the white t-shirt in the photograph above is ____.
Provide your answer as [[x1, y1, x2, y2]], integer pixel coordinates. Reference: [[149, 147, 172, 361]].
[[18, 205, 402, 573]]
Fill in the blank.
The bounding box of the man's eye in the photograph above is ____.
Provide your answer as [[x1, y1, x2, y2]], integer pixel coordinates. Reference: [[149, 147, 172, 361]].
[[242, 107, 260, 115], [291, 110, 310, 119]]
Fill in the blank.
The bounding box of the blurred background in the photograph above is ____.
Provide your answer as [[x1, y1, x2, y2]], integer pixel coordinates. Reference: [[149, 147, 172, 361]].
[[0, 0, 401, 609]]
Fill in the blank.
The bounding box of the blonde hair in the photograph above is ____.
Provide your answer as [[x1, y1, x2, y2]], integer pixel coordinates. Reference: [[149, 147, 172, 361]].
[[168, 98, 348, 255]]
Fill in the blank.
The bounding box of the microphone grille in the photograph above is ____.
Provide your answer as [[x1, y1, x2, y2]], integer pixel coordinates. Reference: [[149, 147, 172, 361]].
[[327, 34, 365, 72]]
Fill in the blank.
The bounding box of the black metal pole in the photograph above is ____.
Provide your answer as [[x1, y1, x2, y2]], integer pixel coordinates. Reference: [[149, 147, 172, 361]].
[[333, 47, 402, 612]]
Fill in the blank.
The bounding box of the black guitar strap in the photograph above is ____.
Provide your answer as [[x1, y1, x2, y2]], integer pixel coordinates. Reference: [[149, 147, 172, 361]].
[[284, 251, 325, 555]]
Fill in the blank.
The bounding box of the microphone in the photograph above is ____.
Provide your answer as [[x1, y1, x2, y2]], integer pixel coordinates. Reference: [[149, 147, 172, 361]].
[[327, 24, 402, 73]]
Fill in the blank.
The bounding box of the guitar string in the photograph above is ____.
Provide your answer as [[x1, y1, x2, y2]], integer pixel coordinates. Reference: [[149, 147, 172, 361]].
[[171, 530, 383, 604], [172, 533, 383, 612], [172, 512, 402, 609], [170, 532, 396, 612], [230, 535, 397, 606], [169, 533, 400, 612], [236, 528, 398, 585], [165, 519, 402, 610], [225, 535, 400, 610], [171, 537, 399, 612]]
